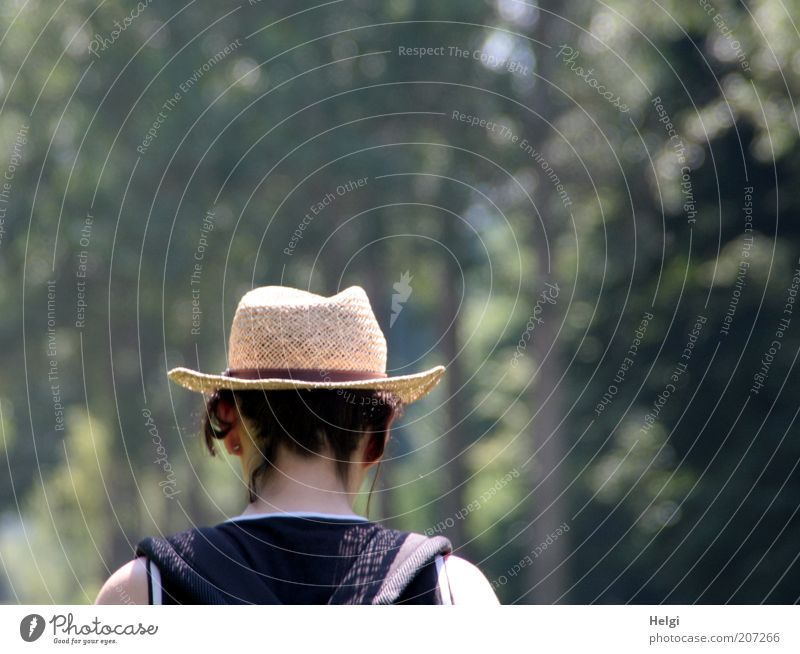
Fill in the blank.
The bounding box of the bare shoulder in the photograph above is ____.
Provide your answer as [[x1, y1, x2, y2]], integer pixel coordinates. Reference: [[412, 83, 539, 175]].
[[442, 554, 501, 605], [94, 556, 150, 605]]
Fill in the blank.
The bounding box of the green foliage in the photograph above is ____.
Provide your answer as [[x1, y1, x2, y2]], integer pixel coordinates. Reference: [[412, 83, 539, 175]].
[[0, 0, 798, 604]]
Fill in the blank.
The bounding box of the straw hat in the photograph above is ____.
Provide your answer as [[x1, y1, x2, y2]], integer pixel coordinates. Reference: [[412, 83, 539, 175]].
[[168, 285, 446, 404]]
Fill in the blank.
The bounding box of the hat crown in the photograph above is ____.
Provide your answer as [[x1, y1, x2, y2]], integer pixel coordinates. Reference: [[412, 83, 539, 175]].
[[227, 286, 387, 373]]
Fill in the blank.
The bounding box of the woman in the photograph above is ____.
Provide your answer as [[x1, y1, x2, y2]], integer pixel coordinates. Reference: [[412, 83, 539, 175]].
[[95, 285, 499, 604]]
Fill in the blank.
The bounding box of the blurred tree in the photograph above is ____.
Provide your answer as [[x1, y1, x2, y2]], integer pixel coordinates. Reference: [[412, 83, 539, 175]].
[[0, 0, 797, 604]]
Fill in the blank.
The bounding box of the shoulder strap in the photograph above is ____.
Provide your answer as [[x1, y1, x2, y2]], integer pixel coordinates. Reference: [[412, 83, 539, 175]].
[[327, 528, 452, 605], [373, 534, 452, 605], [137, 526, 450, 605], [136, 534, 282, 605]]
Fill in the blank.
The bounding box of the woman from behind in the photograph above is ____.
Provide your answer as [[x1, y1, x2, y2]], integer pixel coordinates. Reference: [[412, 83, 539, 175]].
[[95, 285, 499, 605]]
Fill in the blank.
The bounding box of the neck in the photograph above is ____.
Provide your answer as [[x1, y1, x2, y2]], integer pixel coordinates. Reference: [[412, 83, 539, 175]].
[[240, 451, 362, 518]]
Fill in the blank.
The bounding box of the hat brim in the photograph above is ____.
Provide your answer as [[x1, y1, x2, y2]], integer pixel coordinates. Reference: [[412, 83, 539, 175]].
[[167, 365, 446, 405]]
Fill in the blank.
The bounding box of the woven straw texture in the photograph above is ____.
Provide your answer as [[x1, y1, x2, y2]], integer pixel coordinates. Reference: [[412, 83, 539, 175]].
[[167, 285, 446, 405], [229, 286, 386, 371]]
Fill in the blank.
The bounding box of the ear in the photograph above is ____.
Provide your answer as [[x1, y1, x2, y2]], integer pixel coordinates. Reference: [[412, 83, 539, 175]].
[[217, 397, 242, 456], [362, 431, 390, 468], [222, 428, 243, 456], [216, 395, 239, 425]]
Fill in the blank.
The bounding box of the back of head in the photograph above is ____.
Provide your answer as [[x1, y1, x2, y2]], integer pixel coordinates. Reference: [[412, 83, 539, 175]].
[[202, 388, 404, 503]]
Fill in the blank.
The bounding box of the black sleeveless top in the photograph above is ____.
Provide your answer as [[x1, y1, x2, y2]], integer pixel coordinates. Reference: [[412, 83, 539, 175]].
[[135, 513, 453, 604]]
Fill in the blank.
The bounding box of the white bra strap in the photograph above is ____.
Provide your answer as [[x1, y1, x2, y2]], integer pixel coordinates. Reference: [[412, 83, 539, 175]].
[[435, 554, 453, 605], [146, 558, 163, 605]]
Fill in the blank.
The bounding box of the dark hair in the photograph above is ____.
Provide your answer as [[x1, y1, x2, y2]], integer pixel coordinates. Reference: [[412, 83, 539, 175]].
[[202, 388, 404, 511]]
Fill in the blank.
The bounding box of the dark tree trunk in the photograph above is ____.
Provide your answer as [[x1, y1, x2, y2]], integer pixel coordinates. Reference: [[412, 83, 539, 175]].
[[437, 218, 467, 550], [520, 0, 574, 604]]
